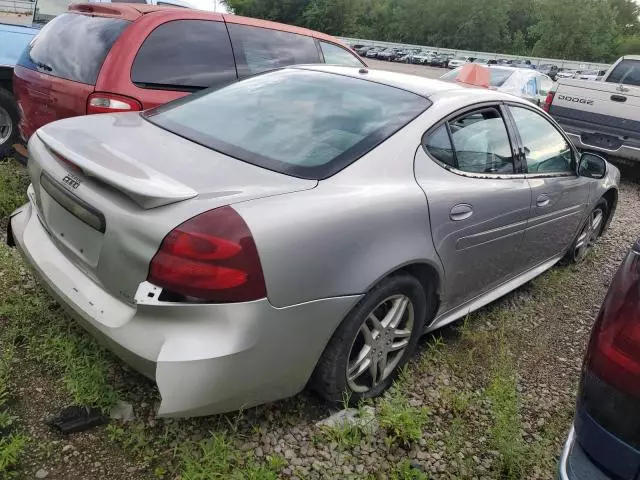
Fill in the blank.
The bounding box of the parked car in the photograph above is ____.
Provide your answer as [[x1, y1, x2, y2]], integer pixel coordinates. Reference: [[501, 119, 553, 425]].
[[376, 48, 398, 61], [428, 55, 447, 68], [559, 237, 640, 479], [441, 65, 554, 107], [13, 3, 364, 147], [364, 47, 384, 58], [9, 65, 618, 416], [575, 69, 607, 81], [557, 69, 577, 79], [355, 45, 373, 55], [545, 56, 640, 165], [0, 22, 39, 158], [411, 51, 434, 65], [447, 57, 469, 69]]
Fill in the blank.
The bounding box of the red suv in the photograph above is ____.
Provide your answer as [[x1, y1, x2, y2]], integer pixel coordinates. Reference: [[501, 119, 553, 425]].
[[13, 3, 365, 143]]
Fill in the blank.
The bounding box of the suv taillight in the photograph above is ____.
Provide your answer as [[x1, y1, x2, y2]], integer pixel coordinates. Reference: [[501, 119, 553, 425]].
[[542, 91, 555, 112], [148, 206, 267, 303], [579, 240, 640, 449], [87, 93, 142, 114]]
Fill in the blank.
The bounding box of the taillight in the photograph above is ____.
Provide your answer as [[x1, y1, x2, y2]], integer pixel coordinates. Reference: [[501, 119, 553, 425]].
[[87, 93, 142, 115], [585, 243, 640, 398], [148, 206, 266, 303], [578, 240, 640, 451], [542, 91, 555, 112]]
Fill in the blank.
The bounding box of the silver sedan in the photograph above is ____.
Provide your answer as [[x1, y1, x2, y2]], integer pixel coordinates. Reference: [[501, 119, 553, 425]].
[[9, 65, 619, 417]]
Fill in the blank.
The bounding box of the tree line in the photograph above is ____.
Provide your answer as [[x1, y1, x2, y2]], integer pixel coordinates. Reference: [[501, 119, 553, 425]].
[[222, 0, 640, 62]]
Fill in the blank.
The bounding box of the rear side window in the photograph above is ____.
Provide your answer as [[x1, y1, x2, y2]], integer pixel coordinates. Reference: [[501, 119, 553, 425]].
[[145, 69, 430, 179], [18, 13, 130, 85], [424, 108, 515, 174], [606, 60, 640, 86], [131, 20, 237, 91], [320, 42, 364, 67], [227, 24, 321, 77]]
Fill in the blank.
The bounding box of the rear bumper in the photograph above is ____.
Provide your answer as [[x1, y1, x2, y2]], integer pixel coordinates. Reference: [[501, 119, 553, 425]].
[[558, 124, 640, 164], [559, 426, 612, 480], [10, 196, 360, 417]]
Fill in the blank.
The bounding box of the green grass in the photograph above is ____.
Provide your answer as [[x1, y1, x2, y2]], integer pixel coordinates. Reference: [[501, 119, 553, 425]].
[[389, 459, 429, 480], [0, 244, 120, 412], [378, 386, 430, 446], [180, 432, 285, 480], [0, 159, 29, 219], [0, 334, 28, 478]]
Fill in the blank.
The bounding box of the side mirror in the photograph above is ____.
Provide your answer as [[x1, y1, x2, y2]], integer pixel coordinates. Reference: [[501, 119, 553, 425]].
[[578, 152, 607, 179]]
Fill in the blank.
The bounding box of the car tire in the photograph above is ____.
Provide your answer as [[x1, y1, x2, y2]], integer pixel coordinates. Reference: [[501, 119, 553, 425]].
[[565, 198, 609, 263], [0, 88, 19, 160], [312, 273, 427, 406]]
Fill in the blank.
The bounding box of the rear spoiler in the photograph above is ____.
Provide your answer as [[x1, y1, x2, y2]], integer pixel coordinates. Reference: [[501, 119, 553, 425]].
[[37, 129, 197, 209]]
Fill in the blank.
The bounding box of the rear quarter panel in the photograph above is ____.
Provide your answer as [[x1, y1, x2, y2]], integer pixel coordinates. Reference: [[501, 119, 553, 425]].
[[233, 115, 444, 309]]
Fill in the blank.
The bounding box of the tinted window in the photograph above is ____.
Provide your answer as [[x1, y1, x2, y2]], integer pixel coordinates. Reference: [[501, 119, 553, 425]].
[[423, 125, 455, 168], [448, 109, 514, 173], [509, 106, 574, 174], [18, 13, 130, 85], [131, 20, 236, 90], [320, 41, 364, 67], [227, 24, 321, 77], [606, 60, 640, 86], [145, 69, 429, 179]]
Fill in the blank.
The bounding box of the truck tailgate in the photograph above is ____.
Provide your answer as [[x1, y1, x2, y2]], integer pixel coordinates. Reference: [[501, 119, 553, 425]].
[[550, 80, 640, 139]]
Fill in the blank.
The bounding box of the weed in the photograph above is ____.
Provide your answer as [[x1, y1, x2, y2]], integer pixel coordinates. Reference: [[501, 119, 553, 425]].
[[0, 335, 27, 478], [0, 160, 29, 219], [318, 420, 365, 449], [180, 432, 284, 480], [486, 350, 527, 479], [378, 387, 430, 446], [389, 459, 429, 480]]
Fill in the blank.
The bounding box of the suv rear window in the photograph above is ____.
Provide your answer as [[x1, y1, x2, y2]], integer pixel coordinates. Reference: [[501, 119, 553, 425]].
[[227, 24, 321, 78], [144, 68, 430, 180], [18, 13, 130, 85], [606, 59, 640, 87], [131, 20, 237, 91]]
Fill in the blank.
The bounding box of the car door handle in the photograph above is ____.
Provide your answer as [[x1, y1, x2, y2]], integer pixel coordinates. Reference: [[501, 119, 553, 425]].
[[450, 204, 473, 221], [536, 194, 550, 207], [611, 94, 627, 103]]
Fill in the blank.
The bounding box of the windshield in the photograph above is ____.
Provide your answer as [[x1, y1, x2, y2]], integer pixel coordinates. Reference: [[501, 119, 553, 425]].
[[441, 67, 514, 87], [145, 69, 430, 180]]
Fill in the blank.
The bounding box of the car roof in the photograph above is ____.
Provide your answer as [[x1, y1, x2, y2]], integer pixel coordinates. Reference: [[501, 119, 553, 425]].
[[67, 3, 341, 43], [293, 65, 521, 104]]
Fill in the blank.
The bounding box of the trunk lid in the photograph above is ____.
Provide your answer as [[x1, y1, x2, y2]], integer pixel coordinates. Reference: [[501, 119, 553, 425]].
[[28, 114, 316, 303]]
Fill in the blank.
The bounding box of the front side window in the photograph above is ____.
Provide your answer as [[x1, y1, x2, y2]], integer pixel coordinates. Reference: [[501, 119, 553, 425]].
[[605, 60, 640, 86], [509, 106, 574, 174], [131, 20, 236, 91], [424, 108, 515, 174], [145, 69, 430, 180], [320, 42, 364, 67], [227, 24, 321, 77]]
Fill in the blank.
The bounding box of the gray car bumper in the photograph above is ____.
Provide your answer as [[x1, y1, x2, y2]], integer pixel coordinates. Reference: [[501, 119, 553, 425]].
[[561, 127, 640, 164], [559, 426, 612, 480], [10, 198, 360, 417]]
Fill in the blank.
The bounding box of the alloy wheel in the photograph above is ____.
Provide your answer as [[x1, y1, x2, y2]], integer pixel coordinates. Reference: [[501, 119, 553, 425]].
[[574, 207, 604, 262], [0, 105, 12, 146], [346, 294, 415, 393]]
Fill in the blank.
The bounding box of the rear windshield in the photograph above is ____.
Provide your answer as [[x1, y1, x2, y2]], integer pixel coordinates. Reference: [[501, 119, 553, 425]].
[[144, 69, 430, 180], [18, 13, 130, 85], [605, 59, 640, 87]]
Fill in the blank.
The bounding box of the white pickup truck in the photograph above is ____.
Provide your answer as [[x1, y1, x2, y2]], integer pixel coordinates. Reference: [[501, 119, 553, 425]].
[[544, 55, 640, 164]]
